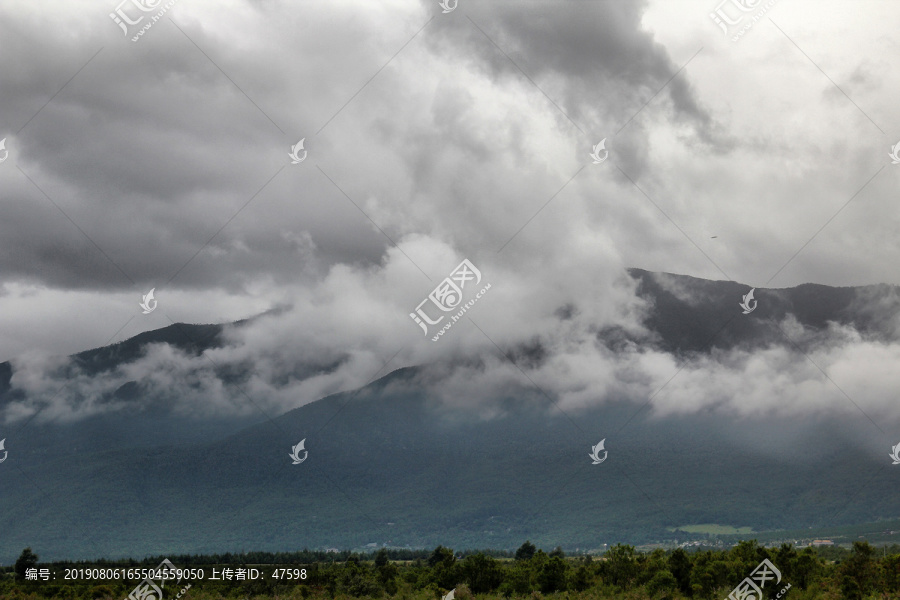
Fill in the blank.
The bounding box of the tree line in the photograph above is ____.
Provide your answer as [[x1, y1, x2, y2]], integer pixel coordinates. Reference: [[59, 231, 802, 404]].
[[2, 540, 900, 599]]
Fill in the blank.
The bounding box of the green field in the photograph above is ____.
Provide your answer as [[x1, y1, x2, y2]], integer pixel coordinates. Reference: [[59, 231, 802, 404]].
[[669, 524, 755, 535]]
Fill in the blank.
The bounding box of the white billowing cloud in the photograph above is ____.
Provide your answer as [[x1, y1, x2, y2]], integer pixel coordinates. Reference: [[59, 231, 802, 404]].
[[6, 274, 900, 428], [635, 323, 900, 422], [1, 0, 899, 431]]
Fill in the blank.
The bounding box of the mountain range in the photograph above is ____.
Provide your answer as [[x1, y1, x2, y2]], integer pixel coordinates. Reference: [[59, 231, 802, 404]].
[[1, 269, 899, 563]]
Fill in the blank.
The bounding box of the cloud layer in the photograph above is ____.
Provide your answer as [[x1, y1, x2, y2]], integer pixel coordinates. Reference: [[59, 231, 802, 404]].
[[1, 0, 899, 437]]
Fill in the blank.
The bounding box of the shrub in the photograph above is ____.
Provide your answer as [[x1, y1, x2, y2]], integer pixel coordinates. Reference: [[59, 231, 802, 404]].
[[646, 570, 678, 598]]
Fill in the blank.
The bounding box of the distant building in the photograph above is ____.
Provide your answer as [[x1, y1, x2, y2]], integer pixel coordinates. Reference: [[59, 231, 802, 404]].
[[811, 540, 834, 546]]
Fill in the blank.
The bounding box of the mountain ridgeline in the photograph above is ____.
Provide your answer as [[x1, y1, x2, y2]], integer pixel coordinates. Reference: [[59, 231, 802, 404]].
[[622, 268, 900, 354]]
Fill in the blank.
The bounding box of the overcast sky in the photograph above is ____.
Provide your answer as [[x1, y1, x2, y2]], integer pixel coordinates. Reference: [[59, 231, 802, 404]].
[[1, 0, 899, 426]]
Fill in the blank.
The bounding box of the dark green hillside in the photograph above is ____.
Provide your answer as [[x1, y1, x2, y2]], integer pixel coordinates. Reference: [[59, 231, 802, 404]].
[[1, 362, 897, 562]]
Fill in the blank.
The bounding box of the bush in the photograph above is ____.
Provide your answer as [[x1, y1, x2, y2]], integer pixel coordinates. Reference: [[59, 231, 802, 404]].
[[339, 562, 382, 598], [516, 542, 537, 562], [646, 570, 678, 598], [461, 553, 503, 594], [429, 547, 455, 568], [507, 563, 533, 595], [14, 548, 38, 581], [538, 556, 568, 593], [454, 583, 474, 600], [570, 565, 591, 592], [375, 549, 389, 568]]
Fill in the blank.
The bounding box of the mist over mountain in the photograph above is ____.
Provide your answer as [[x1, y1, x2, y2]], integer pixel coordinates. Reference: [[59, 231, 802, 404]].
[[1, 270, 899, 563]]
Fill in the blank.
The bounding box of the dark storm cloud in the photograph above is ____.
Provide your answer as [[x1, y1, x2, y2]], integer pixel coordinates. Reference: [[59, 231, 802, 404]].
[[424, 0, 712, 132], [0, 1, 396, 293]]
